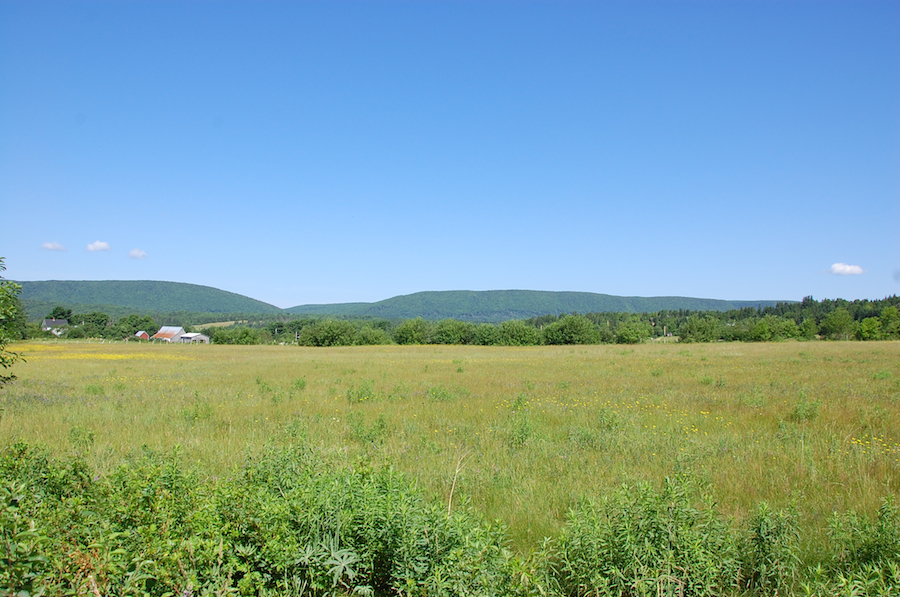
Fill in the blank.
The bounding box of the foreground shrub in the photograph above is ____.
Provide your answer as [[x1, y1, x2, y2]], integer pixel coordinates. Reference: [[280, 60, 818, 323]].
[[0, 443, 521, 597], [554, 479, 741, 597], [829, 497, 900, 570], [740, 502, 801, 594], [2, 442, 899, 596]]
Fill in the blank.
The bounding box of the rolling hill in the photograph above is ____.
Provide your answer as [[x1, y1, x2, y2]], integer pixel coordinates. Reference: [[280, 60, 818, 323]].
[[16, 281, 788, 323], [17, 280, 283, 321], [287, 290, 786, 322]]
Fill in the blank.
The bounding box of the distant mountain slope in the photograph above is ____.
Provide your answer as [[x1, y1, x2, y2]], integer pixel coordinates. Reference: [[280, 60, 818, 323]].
[[287, 290, 786, 322], [18, 280, 283, 319]]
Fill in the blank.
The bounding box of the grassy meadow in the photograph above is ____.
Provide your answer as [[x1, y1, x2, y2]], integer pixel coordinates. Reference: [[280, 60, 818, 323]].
[[4, 339, 899, 548], [3, 339, 900, 596]]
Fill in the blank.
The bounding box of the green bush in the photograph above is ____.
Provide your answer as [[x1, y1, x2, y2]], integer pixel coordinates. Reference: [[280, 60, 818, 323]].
[[829, 497, 900, 570], [356, 325, 393, 345], [431, 319, 477, 345], [741, 503, 800, 594], [213, 326, 262, 345], [614, 320, 651, 344], [393, 318, 431, 345], [1, 483, 49, 597], [494, 320, 541, 346], [543, 315, 599, 345], [555, 479, 741, 597], [298, 319, 357, 347], [678, 316, 724, 343]]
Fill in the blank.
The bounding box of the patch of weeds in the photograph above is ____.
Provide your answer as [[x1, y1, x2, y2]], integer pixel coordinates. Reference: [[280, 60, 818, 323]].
[[595, 407, 621, 431], [182, 396, 213, 422], [69, 426, 95, 449], [742, 503, 801, 595], [699, 376, 714, 386], [507, 413, 535, 448], [388, 384, 410, 401], [282, 416, 307, 441], [425, 384, 453, 402], [739, 386, 766, 408], [557, 381, 570, 390], [567, 425, 600, 450], [776, 419, 800, 440], [872, 370, 892, 380], [84, 384, 105, 397], [715, 377, 727, 388], [291, 378, 307, 391], [112, 381, 127, 392], [511, 393, 528, 412], [678, 349, 692, 357], [255, 377, 274, 394], [347, 380, 377, 403], [650, 369, 663, 377], [789, 392, 819, 423], [347, 412, 389, 444]]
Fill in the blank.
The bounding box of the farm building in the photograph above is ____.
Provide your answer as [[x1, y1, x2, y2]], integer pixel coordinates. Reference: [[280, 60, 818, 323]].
[[41, 318, 68, 336], [151, 326, 186, 342], [179, 332, 209, 344], [134, 331, 150, 340]]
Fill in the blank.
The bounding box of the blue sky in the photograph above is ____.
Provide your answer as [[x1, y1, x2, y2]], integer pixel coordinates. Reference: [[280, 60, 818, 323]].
[[2, 1, 898, 309]]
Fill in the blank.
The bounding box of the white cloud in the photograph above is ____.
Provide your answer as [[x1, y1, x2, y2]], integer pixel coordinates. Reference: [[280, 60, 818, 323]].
[[129, 248, 147, 260], [830, 263, 865, 275], [41, 242, 66, 251], [87, 241, 111, 252]]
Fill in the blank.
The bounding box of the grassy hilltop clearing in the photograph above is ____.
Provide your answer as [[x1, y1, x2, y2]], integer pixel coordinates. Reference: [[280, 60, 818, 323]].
[[1, 340, 898, 595]]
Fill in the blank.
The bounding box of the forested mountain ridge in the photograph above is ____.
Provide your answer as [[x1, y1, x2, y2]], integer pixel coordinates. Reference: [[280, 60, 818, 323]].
[[287, 290, 785, 322], [16, 281, 787, 323], [17, 280, 283, 321]]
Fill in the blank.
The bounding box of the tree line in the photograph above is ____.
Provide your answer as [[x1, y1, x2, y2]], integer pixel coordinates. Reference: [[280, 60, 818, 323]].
[[214, 294, 900, 346], [8, 294, 900, 346]]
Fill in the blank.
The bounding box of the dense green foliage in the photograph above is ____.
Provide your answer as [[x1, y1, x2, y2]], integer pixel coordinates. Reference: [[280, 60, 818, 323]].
[[0, 259, 24, 385], [2, 443, 898, 596]]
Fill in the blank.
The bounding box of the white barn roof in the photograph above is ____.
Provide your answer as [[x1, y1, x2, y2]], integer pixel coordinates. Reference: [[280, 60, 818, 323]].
[[151, 326, 185, 341]]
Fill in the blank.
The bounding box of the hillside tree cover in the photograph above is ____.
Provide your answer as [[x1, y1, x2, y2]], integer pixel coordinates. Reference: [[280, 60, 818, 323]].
[[16, 294, 900, 347]]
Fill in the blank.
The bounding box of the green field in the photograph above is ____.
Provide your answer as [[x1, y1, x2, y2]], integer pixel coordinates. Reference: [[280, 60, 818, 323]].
[[2, 340, 899, 595]]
